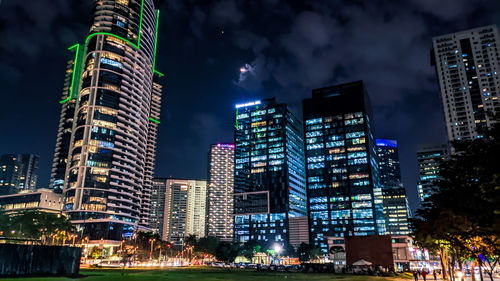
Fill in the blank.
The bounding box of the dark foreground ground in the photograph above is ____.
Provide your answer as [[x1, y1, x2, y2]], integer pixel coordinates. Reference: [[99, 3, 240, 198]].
[[3, 267, 412, 281]]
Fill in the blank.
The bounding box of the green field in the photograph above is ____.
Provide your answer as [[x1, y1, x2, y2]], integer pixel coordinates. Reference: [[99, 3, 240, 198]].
[[3, 267, 411, 281]]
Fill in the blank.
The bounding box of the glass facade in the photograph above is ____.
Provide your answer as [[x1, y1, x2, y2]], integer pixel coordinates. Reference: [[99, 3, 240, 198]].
[[416, 144, 449, 203], [302, 81, 385, 253], [233, 98, 307, 246], [54, 0, 163, 241], [375, 139, 410, 235]]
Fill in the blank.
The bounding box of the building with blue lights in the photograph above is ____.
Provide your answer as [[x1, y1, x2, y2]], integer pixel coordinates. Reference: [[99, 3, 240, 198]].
[[302, 81, 385, 253], [416, 144, 449, 203], [233, 98, 308, 248], [375, 139, 410, 235]]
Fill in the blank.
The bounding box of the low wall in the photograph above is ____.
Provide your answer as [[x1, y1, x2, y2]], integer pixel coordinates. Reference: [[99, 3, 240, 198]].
[[0, 244, 81, 276]]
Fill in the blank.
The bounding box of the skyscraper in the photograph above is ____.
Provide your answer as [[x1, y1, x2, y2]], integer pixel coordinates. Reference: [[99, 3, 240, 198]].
[[302, 81, 385, 253], [375, 139, 401, 187], [375, 139, 410, 235], [52, 0, 163, 242], [207, 143, 235, 241], [150, 178, 170, 240], [233, 98, 307, 246], [432, 25, 500, 141], [163, 179, 207, 244], [0, 154, 39, 195], [416, 144, 449, 202]]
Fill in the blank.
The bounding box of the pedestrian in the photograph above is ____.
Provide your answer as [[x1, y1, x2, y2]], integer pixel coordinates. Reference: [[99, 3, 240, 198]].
[[433, 270, 437, 280], [413, 270, 419, 281], [422, 270, 428, 281]]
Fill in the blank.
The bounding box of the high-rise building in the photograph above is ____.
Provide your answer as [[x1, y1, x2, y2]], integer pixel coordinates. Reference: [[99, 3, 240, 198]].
[[302, 81, 385, 253], [0, 154, 39, 195], [375, 139, 401, 187], [162, 179, 207, 244], [233, 98, 307, 246], [207, 143, 235, 241], [52, 0, 164, 242], [432, 25, 500, 141], [150, 178, 170, 240], [381, 187, 410, 235], [416, 144, 449, 202], [375, 139, 410, 235]]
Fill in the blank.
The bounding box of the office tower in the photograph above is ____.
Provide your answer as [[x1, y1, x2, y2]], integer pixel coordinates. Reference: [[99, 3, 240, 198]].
[[432, 25, 500, 141], [302, 81, 385, 253], [53, 0, 163, 242], [0, 154, 39, 195], [163, 179, 207, 244], [207, 143, 235, 241], [375, 139, 401, 187], [233, 98, 307, 246], [376, 139, 410, 235], [150, 178, 170, 240], [381, 187, 410, 235], [416, 144, 449, 202]]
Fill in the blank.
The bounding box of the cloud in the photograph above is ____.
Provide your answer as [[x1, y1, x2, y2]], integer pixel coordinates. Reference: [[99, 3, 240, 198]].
[[210, 0, 244, 25]]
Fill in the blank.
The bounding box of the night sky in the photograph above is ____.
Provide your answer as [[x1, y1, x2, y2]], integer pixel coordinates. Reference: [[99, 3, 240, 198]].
[[1, 0, 499, 213]]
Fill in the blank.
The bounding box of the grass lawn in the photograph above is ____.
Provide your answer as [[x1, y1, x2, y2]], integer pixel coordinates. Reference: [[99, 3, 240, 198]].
[[3, 267, 411, 281]]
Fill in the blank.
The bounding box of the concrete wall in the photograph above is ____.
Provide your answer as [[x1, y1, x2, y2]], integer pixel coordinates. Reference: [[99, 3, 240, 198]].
[[0, 244, 81, 276]]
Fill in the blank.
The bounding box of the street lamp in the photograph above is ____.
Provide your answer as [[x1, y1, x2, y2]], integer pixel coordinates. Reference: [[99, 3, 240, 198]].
[[149, 238, 155, 260], [273, 244, 282, 265]]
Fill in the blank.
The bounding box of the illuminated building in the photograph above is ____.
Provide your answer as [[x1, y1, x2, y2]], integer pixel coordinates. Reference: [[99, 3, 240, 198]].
[[376, 139, 410, 235], [431, 25, 500, 141], [207, 143, 235, 241], [302, 81, 385, 253], [375, 139, 401, 187], [52, 0, 164, 242], [416, 144, 449, 202], [0, 188, 63, 214], [0, 154, 39, 195], [150, 178, 170, 240], [233, 98, 307, 247], [162, 179, 207, 244]]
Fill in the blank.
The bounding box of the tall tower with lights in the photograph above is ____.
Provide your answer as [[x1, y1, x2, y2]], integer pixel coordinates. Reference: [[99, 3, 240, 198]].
[[432, 25, 500, 141], [233, 98, 307, 247], [51, 0, 164, 242], [207, 143, 235, 241]]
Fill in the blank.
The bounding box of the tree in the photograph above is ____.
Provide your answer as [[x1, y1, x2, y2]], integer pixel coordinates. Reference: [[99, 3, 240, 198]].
[[412, 120, 500, 281], [309, 247, 323, 261], [297, 243, 311, 262], [215, 242, 241, 263], [90, 246, 103, 259], [196, 236, 218, 256]]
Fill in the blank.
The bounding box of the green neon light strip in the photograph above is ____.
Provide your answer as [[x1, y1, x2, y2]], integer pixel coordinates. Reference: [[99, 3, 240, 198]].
[[234, 108, 239, 129], [149, 117, 160, 124], [153, 10, 160, 69], [85, 0, 144, 50], [154, 70, 164, 77], [60, 44, 81, 104]]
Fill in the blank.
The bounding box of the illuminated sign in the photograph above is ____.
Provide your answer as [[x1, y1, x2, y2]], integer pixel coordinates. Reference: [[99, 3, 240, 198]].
[[375, 139, 397, 148], [217, 143, 235, 149], [235, 100, 261, 109]]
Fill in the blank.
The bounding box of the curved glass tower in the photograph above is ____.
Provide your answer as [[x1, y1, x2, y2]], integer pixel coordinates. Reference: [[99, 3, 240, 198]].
[[51, 0, 163, 242]]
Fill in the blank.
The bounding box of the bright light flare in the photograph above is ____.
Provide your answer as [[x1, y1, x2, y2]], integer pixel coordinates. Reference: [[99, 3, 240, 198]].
[[240, 67, 248, 73]]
